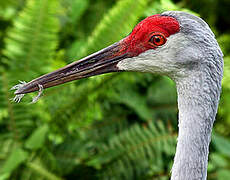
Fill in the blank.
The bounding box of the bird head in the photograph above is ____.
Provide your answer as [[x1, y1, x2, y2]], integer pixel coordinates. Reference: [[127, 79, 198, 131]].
[[13, 11, 222, 95]]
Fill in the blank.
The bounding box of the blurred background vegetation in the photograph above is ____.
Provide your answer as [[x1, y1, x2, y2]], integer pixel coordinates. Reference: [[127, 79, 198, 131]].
[[0, 0, 230, 179]]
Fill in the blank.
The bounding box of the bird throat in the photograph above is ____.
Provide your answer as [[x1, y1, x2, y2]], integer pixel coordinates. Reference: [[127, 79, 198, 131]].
[[171, 69, 222, 180]]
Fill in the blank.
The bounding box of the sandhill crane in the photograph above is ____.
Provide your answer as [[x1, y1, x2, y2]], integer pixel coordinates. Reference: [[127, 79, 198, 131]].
[[12, 11, 223, 180]]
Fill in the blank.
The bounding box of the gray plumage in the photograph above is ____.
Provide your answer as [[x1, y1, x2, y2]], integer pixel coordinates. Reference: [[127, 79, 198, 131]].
[[118, 11, 223, 180], [164, 11, 223, 180]]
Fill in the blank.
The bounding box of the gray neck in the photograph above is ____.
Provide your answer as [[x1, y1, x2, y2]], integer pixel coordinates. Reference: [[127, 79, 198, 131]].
[[171, 64, 222, 180]]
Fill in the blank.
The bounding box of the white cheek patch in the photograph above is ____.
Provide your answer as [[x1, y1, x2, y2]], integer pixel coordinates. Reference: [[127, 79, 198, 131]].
[[117, 33, 189, 74]]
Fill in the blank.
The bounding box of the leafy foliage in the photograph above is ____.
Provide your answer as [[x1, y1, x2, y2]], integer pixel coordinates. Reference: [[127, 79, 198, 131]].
[[0, 0, 61, 179], [0, 0, 230, 179], [88, 120, 177, 179], [76, 0, 148, 58]]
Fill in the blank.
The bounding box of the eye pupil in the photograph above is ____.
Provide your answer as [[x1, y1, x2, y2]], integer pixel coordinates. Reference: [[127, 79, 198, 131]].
[[155, 37, 161, 43]]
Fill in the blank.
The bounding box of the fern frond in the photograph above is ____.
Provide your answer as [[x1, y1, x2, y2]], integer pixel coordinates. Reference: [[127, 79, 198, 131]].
[[26, 159, 63, 180], [0, 0, 60, 178], [87, 120, 177, 179], [76, 0, 148, 58], [3, 0, 60, 80], [0, 0, 60, 138]]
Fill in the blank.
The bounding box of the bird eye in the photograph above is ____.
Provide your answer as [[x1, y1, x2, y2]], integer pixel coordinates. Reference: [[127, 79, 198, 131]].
[[149, 33, 166, 47]]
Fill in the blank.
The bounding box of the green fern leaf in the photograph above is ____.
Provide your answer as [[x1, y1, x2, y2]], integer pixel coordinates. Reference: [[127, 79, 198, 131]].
[[76, 0, 148, 58], [0, 0, 60, 178], [3, 0, 60, 80], [86, 120, 176, 179]]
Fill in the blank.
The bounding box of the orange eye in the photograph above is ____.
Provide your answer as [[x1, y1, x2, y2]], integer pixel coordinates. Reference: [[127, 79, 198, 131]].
[[149, 33, 166, 47]]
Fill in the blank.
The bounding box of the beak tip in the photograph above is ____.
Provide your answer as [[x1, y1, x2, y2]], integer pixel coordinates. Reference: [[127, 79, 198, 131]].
[[11, 81, 27, 95], [14, 89, 22, 95]]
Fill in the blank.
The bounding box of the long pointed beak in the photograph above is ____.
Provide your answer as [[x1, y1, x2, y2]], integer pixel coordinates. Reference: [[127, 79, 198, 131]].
[[14, 41, 130, 95]]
